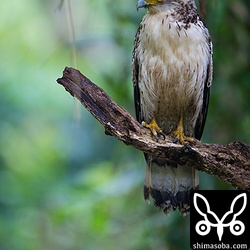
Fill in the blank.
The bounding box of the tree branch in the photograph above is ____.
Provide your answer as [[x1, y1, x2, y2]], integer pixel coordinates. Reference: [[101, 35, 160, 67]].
[[57, 67, 250, 192]]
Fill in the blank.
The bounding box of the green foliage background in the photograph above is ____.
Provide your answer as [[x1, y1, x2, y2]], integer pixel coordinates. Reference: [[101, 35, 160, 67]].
[[0, 0, 249, 249]]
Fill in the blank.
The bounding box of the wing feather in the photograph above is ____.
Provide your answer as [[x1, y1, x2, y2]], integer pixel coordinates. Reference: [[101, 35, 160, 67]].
[[132, 26, 142, 123], [194, 39, 213, 140]]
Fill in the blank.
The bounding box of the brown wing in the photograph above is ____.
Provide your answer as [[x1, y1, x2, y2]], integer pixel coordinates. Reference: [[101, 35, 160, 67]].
[[194, 39, 213, 140], [132, 26, 142, 123]]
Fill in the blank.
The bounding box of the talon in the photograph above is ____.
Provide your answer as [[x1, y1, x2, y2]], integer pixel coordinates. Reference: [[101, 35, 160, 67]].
[[142, 118, 165, 141], [184, 142, 192, 152], [173, 137, 179, 144], [160, 131, 166, 140]]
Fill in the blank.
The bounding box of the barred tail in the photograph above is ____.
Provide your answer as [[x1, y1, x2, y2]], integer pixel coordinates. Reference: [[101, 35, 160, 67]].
[[144, 155, 199, 216]]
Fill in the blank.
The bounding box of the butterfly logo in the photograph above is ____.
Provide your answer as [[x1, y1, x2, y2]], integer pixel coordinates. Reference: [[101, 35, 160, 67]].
[[193, 193, 247, 241]]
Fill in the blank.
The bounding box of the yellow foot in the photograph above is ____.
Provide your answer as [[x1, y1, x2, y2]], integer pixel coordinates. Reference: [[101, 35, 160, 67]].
[[170, 114, 194, 145], [171, 130, 194, 145], [142, 118, 165, 141]]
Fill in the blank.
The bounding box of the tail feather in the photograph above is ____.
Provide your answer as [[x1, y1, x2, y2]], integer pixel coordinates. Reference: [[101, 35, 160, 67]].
[[144, 155, 199, 215]]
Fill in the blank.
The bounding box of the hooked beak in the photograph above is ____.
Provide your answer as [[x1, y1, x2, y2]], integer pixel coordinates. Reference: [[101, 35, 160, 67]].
[[136, 0, 147, 11]]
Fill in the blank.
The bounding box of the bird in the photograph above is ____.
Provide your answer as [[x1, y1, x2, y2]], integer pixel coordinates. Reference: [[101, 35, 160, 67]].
[[132, 0, 213, 215]]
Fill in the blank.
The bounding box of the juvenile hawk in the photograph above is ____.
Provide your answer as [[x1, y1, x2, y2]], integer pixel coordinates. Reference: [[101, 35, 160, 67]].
[[132, 0, 213, 215]]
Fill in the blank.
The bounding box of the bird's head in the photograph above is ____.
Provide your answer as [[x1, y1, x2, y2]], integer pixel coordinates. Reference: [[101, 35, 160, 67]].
[[136, 0, 192, 11], [136, 0, 164, 10]]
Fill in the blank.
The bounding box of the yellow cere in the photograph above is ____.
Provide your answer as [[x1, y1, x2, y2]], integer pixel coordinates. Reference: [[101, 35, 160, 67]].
[[145, 0, 164, 5]]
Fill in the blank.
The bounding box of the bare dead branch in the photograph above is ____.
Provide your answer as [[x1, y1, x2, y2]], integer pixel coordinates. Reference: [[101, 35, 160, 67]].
[[57, 67, 250, 192]]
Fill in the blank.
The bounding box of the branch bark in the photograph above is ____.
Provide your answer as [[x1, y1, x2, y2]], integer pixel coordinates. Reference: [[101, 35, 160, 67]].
[[57, 67, 250, 192]]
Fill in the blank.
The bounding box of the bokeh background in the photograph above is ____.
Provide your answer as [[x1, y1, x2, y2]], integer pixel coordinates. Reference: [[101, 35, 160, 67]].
[[0, 0, 249, 249]]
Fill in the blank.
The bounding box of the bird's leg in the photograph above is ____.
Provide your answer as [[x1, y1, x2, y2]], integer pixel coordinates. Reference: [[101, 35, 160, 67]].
[[171, 114, 194, 145], [142, 118, 165, 141]]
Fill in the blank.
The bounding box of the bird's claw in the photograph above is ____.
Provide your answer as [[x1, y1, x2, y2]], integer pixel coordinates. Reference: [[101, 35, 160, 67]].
[[142, 118, 165, 141], [171, 130, 194, 145]]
